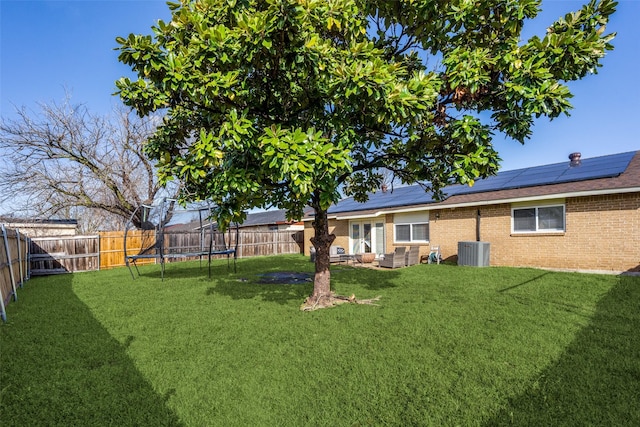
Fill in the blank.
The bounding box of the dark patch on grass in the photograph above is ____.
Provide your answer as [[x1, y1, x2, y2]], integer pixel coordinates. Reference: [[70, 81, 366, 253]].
[[210, 278, 313, 304], [256, 271, 313, 284], [163, 388, 177, 403], [124, 335, 135, 348]]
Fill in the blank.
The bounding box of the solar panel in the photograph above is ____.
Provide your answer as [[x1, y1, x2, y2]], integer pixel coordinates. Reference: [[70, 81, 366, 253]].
[[329, 151, 636, 214], [454, 170, 521, 192], [328, 185, 435, 214], [449, 150, 635, 196]]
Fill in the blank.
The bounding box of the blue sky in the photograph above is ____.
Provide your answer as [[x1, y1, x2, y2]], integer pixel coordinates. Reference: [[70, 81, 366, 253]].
[[1, 0, 638, 172]]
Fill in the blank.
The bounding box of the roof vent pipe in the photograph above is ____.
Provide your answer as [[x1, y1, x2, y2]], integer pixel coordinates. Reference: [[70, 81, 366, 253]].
[[569, 152, 582, 167]]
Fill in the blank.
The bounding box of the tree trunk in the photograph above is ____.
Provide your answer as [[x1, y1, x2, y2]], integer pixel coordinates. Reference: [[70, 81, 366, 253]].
[[302, 205, 380, 311], [308, 206, 335, 304]]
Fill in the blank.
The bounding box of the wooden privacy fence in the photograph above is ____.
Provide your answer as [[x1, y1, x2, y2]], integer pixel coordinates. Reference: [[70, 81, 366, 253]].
[[99, 230, 157, 269], [0, 226, 304, 321], [3, 229, 303, 274], [99, 229, 305, 270], [236, 230, 304, 258], [1, 225, 30, 322], [30, 235, 100, 275], [9, 229, 305, 274]]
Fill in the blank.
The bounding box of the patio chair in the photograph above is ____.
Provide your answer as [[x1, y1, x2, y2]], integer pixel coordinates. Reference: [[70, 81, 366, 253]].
[[405, 246, 420, 266], [379, 247, 407, 268], [329, 246, 346, 263]]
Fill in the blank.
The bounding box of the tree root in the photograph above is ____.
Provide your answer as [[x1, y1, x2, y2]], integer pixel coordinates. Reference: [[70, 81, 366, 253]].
[[300, 292, 381, 311]]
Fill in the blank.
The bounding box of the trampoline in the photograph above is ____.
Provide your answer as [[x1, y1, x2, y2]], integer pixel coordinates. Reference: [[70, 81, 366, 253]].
[[124, 198, 238, 280]]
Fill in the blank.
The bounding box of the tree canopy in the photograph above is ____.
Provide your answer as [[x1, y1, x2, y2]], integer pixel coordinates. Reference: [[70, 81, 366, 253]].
[[116, 0, 616, 306]]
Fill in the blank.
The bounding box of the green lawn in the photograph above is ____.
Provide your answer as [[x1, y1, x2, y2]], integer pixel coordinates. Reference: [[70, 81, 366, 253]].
[[1, 255, 638, 426]]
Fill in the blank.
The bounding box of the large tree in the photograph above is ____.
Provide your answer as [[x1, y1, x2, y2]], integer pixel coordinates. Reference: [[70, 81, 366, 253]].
[[116, 0, 616, 308], [0, 98, 179, 231]]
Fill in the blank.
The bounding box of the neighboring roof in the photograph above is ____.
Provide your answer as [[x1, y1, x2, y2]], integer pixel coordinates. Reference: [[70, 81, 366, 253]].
[[164, 222, 202, 232], [165, 208, 306, 231], [238, 209, 302, 228], [0, 217, 78, 226], [324, 150, 640, 218]]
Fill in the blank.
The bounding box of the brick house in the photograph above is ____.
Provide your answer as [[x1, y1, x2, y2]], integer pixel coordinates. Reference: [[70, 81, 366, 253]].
[[303, 151, 640, 273]]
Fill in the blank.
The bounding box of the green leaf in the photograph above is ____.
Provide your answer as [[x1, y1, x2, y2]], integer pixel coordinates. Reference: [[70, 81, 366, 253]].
[[115, 0, 616, 253]]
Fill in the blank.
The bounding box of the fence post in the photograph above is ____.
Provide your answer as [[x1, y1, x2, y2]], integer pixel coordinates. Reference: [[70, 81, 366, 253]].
[[15, 229, 24, 288], [0, 226, 6, 322], [1, 224, 18, 302], [0, 288, 5, 322], [26, 235, 31, 278]]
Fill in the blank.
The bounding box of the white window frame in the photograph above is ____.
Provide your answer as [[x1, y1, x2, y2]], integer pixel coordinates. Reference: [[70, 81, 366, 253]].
[[348, 220, 385, 256], [393, 212, 429, 243], [511, 203, 565, 234]]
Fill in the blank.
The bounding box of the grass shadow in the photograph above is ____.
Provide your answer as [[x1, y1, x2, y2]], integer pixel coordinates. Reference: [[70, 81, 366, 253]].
[[498, 272, 551, 293], [0, 274, 184, 427], [205, 255, 402, 304], [206, 257, 314, 305], [486, 274, 640, 425], [128, 258, 233, 281], [207, 277, 314, 305], [327, 263, 403, 291]]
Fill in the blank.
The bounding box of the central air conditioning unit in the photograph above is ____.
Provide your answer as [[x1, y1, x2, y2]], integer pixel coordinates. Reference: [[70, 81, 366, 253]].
[[457, 241, 490, 267]]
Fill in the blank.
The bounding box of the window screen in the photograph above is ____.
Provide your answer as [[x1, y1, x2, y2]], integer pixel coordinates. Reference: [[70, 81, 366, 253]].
[[513, 205, 565, 233], [395, 224, 411, 242]]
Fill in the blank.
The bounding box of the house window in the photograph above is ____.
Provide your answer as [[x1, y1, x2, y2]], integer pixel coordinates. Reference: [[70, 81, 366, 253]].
[[394, 212, 429, 243], [512, 204, 565, 233]]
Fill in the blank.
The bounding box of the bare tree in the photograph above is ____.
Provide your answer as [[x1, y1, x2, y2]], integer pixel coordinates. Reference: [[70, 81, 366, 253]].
[[0, 97, 179, 230]]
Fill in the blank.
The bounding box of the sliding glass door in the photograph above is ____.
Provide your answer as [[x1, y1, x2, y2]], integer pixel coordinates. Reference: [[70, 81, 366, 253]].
[[349, 220, 385, 256]]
